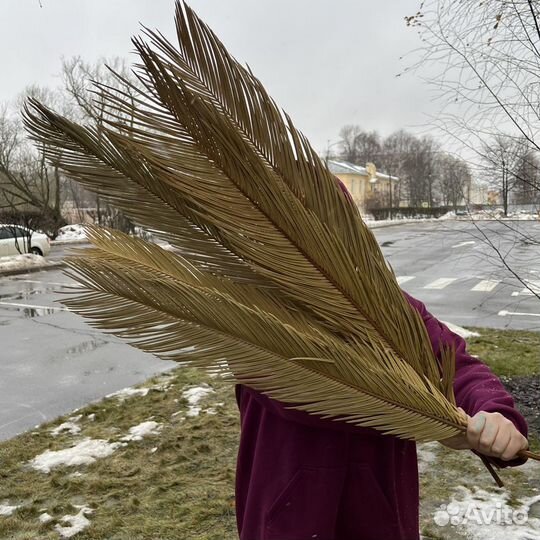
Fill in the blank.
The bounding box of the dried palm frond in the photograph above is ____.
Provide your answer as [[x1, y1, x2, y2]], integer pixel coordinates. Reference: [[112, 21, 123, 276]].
[[23, 1, 537, 466]]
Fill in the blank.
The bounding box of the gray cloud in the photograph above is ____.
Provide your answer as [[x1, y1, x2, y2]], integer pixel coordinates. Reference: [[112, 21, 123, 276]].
[[0, 0, 433, 153]]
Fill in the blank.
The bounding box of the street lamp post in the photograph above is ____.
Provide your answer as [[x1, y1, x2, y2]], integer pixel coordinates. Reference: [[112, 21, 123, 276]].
[[325, 139, 341, 167]]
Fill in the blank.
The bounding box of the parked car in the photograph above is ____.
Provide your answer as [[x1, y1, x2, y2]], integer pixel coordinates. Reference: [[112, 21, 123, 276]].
[[0, 224, 51, 257]]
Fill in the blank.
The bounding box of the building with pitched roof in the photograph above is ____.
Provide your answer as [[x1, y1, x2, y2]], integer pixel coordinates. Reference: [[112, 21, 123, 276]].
[[327, 160, 399, 213]]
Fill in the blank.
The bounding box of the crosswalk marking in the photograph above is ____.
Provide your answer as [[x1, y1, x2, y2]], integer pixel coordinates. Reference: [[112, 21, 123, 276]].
[[471, 280, 500, 292], [396, 276, 415, 285], [511, 280, 540, 296], [498, 310, 540, 318], [451, 241, 475, 248], [424, 278, 457, 290]]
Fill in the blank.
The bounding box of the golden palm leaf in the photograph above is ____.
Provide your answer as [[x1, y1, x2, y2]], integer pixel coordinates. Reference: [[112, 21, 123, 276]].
[[21, 0, 537, 464], [64, 226, 464, 442]]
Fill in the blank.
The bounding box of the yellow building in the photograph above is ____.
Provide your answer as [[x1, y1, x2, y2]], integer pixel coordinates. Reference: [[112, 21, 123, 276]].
[[327, 160, 399, 213]]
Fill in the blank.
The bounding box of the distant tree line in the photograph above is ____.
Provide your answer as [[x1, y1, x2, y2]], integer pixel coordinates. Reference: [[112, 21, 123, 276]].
[[332, 125, 540, 214]]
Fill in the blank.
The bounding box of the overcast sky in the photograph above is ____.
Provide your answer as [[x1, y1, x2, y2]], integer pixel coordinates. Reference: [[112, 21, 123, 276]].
[[0, 0, 433, 155]]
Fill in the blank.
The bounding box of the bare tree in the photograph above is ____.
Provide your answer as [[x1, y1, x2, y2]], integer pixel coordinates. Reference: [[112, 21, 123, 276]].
[[513, 148, 540, 206], [406, 1, 540, 157], [438, 153, 471, 211], [0, 91, 66, 238], [338, 125, 382, 167], [60, 56, 138, 231], [406, 0, 540, 301], [380, 132, 440, 208], [481, 136, 525, 216], [380, 130, 418, 207], [338, 125, 363, 164]]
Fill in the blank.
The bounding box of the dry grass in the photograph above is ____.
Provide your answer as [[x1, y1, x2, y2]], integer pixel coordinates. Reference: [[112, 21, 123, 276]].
[[0, 368, 239, 539], [0, 327, 538, 539]]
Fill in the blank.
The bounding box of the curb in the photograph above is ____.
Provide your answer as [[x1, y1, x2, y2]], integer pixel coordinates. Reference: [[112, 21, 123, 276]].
[[366, 218, 444, 229], [0, 261, 65, 278]]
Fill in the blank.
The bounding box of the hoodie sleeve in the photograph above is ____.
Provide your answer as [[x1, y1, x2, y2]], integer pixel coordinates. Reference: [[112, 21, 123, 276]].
[[402, 292, 528, 467], [242, 291, 528, 447]]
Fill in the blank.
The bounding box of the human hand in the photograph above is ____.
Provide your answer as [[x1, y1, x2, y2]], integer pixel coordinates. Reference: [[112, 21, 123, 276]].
[[441, 409, 528, 461]]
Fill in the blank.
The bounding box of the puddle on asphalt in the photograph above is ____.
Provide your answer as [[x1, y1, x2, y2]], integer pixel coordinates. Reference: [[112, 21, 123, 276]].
[[381, 240, 395, 247], [23, 307, 58, 318], [0, 286, 61, 302], [0, 304, 61, 318], [64, 340, 106, 357]]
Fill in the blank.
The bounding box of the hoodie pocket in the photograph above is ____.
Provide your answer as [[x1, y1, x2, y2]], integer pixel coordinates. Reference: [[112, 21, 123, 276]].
[[264, 466, 344, 540], [334, 463, 400, 540]]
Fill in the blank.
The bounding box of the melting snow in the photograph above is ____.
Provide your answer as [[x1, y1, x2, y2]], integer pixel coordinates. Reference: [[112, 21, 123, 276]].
[[53, 224, 87, 244], [51, 415, 82, 436], [417, 441, 439, 474], [121, 421, 162, 442], [0, 254, 54, 272], [39, 512, 53, 523], [441, 321, 481, 339], [182, 384, 215, 417], [0, 502, 19, 516], [54, 506, 93, 538], [107, 376, 174, 402], [29, 438, 121, 473], [107, 387, 149, 401]]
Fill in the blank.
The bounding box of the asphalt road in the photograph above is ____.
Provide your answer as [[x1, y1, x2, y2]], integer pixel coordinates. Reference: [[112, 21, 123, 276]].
[[0, 220, 538, 440], [372, 220, 540, 332], [0, 266, 175, 441]]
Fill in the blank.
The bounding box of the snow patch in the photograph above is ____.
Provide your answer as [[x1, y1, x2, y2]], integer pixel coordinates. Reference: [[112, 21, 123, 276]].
[[54, 506, 93, 538], [107, 387, 149, 401], [441, 321, 481, 339], [29, 438, 121, 473], [0, 254, 53, 273], [0, 502, 19, 516], [54, 224, 87, 244], [417, 441, 439, 474], [107, 377, 174, 402], [182, 384, 215, 417], [151, 373, 176, 391], [39, 512, 53, 523], [51, 415, 82, 436], [121, 421, 162, 442]]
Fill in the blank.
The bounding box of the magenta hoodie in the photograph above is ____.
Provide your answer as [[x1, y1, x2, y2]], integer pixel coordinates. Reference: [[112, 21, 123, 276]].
[[234, 292, 528, 540]]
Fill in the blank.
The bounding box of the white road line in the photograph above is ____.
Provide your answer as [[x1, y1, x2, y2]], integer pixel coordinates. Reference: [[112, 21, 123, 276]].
[[424, 278, 457, 290], [0, 301, 68, 311], [498, 310, 540, 318], [471, 280, 500, 292], [396, 276, 416, 285], [511, 280, 540, 296], [451, 241, 475, 248], [18, 280, 79, 287]]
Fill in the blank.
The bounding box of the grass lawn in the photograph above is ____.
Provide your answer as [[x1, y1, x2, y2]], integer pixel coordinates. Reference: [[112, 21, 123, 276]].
[[0, 328, 538, 539], [466, 327, 540, 378]]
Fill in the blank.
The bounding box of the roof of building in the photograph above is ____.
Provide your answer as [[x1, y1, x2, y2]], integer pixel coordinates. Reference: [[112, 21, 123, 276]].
[[327, 160, 398, 182]]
